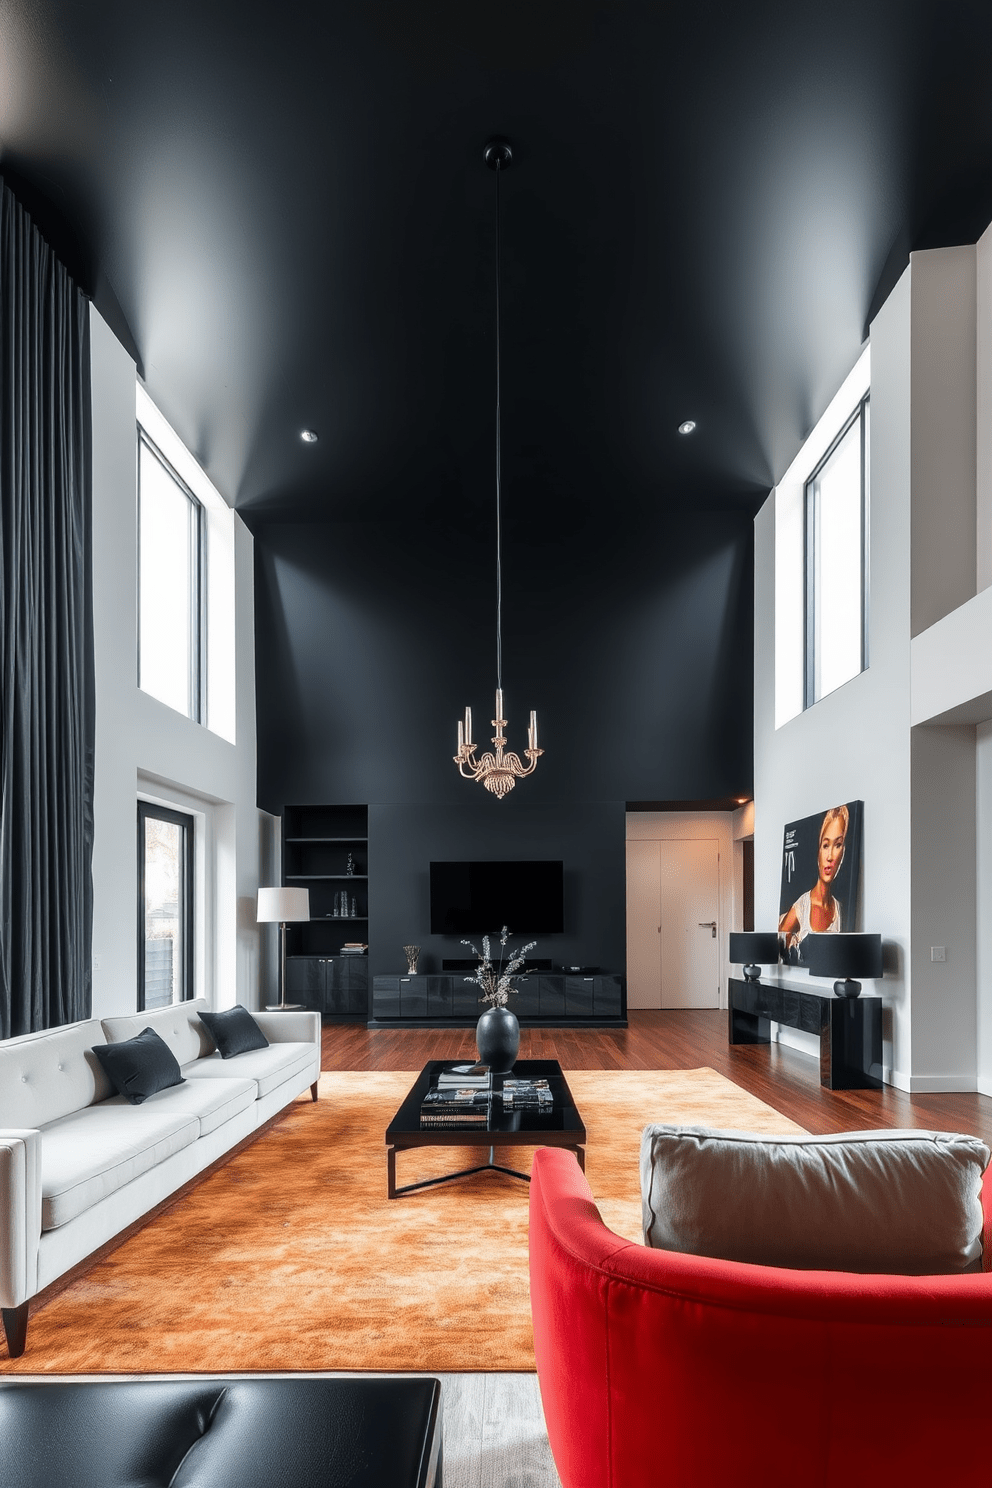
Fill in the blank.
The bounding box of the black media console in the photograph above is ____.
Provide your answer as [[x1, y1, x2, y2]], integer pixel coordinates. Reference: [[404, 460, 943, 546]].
[[370, 971, 626, 1027], [728, 977, 882, 1090]]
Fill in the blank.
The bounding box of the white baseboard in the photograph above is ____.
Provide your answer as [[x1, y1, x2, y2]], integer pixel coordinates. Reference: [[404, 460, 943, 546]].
[[884, 1066, 912, 1092], [979, 1078, 992, 1099], [905, 1073, 978, 1093]]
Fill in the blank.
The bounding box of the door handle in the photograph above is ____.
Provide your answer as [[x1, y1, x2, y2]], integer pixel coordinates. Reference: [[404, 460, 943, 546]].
[[698, 921, 717, 938]]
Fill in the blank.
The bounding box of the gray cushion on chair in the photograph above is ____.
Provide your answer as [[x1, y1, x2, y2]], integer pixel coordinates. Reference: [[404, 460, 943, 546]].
[[640, 1124, 990, 1274]]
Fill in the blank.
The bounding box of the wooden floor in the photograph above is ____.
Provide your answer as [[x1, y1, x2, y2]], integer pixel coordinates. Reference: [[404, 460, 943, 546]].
[[323, 1010, 992, 1145]]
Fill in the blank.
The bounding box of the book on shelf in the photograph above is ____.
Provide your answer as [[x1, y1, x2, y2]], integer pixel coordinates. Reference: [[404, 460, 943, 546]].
[[436, 1063, 490, 1089]]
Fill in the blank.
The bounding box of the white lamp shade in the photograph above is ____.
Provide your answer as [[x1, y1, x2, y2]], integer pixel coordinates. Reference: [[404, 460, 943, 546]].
[[257, 886, 310, 923]]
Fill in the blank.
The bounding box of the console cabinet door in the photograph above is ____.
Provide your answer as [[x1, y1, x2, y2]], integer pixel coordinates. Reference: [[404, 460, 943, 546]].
[[593, 976, 622, 1017], [565, 977, 595, 1016], [399, 975, 429, 1018], [428, 976, 454, 1017], [452, 977, 480, 1017], [373, 977, 401, 1019], [514, 975, 540, 1017], [538, 976, 565, 1017], [341, 957, 369, 1017], [285, 957, 323, 1011]]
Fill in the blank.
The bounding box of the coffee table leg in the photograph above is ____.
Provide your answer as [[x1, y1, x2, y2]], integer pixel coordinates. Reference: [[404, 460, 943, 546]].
[[387, 1145, 397, 1200], [575, 1146, 585, 1172]]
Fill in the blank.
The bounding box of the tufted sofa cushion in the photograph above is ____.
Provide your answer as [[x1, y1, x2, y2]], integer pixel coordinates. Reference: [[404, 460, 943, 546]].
[[102, 999, 215, 1067], [0, 1021, 112, 1130]]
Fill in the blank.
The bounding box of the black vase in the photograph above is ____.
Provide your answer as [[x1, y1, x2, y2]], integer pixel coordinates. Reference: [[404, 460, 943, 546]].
[[476, 1005, 520, 1074]]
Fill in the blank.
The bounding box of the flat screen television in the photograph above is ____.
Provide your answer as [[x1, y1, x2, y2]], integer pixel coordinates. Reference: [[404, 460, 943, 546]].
[[430, 860, 564, 935]]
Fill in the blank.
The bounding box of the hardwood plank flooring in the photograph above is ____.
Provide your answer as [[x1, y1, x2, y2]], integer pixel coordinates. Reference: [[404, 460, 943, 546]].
[[323, 1010, 992, 1145]]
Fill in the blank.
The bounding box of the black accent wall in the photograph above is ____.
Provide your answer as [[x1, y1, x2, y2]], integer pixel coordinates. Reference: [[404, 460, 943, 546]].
[[253, 507, 753, 977], [368, 801, 625, 978]]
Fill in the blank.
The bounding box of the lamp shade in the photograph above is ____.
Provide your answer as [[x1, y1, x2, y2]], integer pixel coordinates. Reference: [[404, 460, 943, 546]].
[[256, 886, 310, 924], [803, 933, 882, 981], [728, 932, 780, 965]]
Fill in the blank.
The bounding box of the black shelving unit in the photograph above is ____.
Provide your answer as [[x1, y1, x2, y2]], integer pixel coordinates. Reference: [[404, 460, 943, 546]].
[[282, 804, 369, 1020]]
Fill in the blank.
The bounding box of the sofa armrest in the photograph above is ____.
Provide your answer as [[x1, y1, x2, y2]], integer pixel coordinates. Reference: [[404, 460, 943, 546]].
[[0, 1131, 42, 1309], [252, 1010, 321, 1050]]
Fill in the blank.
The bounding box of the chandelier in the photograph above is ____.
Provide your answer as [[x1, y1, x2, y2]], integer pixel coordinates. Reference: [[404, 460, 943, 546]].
[[454, 140, 543, 799]]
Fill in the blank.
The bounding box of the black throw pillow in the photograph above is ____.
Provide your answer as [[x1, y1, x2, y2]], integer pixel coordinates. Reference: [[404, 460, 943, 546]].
[[199, 1005, 270, 1059], [93, 1028, 185, 1105]]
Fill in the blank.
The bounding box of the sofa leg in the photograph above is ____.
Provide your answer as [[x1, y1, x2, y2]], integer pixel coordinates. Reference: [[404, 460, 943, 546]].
[[310, 1080, 319, 1102], [2, 1303, 29, 1358]]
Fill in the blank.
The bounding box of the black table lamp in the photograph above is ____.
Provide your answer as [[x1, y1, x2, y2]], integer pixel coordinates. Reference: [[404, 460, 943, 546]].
[[802, 933, 883, 999], [728, 932, 781, 984]]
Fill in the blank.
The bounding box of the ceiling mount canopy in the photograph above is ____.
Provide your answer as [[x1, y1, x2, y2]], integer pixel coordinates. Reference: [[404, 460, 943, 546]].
[[453, 138, 543, 799]]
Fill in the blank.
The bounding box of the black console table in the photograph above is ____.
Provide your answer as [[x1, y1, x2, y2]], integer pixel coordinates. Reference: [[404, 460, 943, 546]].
[[370, 972, 625, 1027], [728, 977, 882, 1090]]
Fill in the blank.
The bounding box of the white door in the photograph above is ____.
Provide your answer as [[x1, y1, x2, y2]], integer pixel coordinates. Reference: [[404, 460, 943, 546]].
[[658, 839, 720, 1008], [627, 839, 663, 1007], [626, 837, 721, 1008]]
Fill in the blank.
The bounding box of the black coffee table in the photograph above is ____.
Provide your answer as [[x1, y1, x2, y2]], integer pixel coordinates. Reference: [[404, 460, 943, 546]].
[[385, 1058, 586, 1198]]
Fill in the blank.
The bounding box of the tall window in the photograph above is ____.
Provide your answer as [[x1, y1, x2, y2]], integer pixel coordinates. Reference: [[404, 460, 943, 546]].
[[138, 430, 205, 720], [805, 396, 869, 707], [138, 803, 194, 1010]]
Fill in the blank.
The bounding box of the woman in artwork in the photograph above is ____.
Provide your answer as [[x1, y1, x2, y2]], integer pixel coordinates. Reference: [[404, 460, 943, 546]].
[[778, 804, 848, 956]]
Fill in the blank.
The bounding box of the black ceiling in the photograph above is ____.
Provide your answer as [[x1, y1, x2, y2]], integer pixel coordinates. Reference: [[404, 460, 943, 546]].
[[6, 0, 992, 526]]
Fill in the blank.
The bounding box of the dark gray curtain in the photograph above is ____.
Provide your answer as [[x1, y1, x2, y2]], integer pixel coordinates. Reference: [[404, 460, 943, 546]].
[[0, 178, 94, 1038]]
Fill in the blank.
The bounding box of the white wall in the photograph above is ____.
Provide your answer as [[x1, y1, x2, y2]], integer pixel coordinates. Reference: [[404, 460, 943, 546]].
[[754, 267, 913, 1087], [755, 241, 992, 1092], [89, 306, 275, 1018]]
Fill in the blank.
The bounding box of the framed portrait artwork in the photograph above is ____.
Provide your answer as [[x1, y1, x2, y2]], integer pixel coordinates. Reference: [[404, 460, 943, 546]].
[[778, 801, 864, 963]]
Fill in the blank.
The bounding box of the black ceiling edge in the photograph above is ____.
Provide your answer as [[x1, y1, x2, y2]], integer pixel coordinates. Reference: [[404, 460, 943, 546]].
[[626, 798, 751, 813]]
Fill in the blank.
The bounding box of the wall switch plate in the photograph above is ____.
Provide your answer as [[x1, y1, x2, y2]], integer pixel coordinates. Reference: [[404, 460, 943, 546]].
[[931, 946, 946, 962]]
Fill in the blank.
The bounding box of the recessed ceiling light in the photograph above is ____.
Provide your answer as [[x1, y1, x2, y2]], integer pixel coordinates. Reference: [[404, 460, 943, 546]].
[[678, 420, 696, 435], [300, 429, 318, 444]]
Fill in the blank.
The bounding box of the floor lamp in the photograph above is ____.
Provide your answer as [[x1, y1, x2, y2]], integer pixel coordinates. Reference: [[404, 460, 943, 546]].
[[257, 886, 310, 1010]]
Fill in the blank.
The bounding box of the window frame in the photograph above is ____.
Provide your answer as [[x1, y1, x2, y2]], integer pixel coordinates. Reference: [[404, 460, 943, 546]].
[[137, 426, 207, 723], [137, 801, 196, 1011], [803, 393, 870, 709]]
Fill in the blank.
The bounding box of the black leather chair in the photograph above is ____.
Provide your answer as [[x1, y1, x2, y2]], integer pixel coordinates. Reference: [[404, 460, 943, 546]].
[[0, 1375, 442, 1487]]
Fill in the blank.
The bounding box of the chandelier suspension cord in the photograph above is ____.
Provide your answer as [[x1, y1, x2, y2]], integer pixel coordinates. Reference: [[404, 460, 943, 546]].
[[452, 137, 542, 798], [494, 154, 503, 695]]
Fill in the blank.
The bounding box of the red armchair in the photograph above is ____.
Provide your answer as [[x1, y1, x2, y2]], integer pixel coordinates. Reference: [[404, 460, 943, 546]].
[[529, 1146, 992, 1488]]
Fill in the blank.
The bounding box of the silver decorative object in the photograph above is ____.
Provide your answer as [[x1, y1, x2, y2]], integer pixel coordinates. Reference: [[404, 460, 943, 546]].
[[404, 944, 420, 974]]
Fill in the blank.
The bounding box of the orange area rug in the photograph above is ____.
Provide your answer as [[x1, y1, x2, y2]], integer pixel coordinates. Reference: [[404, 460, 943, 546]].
[[1, 1068, 804, 1375]]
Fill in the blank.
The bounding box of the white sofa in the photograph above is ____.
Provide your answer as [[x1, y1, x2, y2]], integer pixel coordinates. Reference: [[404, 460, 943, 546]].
[[0, 998, 320, 1357]]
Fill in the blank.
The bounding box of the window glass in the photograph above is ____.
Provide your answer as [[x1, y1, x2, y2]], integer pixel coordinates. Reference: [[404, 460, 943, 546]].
[[138, 433, 202, 719], [806, 400, 868, 705], [138, 803, 194, 1009]]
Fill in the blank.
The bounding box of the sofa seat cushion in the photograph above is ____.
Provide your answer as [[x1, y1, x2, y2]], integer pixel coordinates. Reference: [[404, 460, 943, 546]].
[[105, 1075, 258, 1137], [40, 1106, 199, 1231], [183, 1042, 315, 1099]]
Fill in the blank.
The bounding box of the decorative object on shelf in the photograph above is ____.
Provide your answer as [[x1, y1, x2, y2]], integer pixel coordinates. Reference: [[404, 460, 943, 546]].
[[350, 895, 358, 918], [404, 944, 421, 974], [802, 932, 883, 999], [463, 926, 536, 1073], [453, 139, 543, 800], [728, 931, 781, 985], [346, 853, 355, 876], [256, 886, 310, 1010]]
